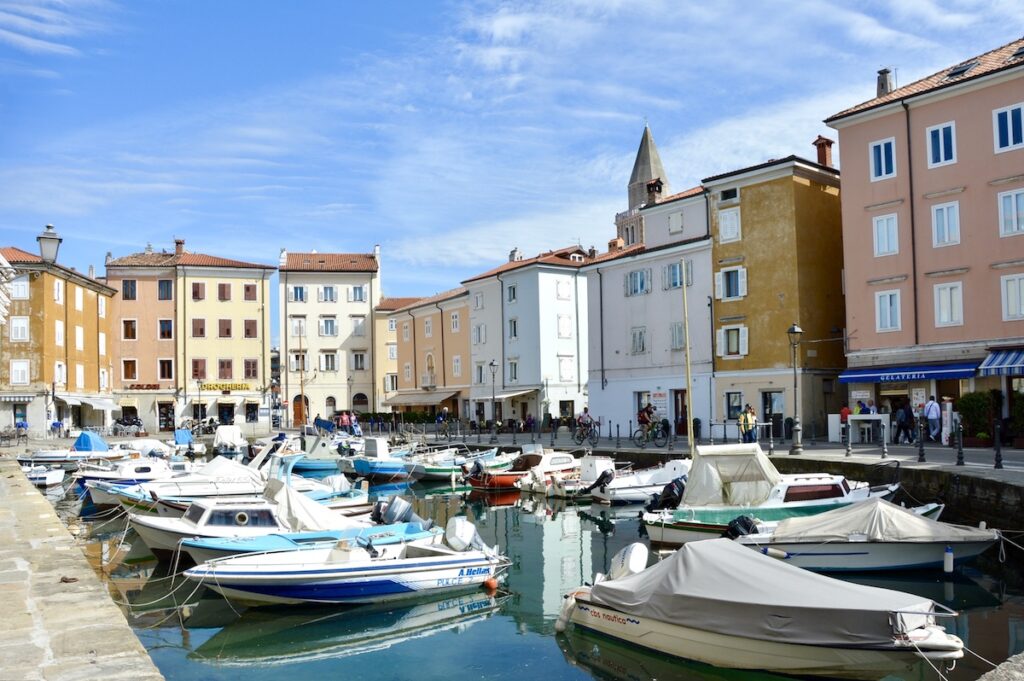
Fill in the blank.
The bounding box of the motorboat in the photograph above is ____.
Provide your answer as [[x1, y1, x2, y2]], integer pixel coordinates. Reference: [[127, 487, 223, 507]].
[[731, 497, 1000, 572], [21, 464, 65, 487], [74, 456, 199, 489], [589, 457, 691, 506], [642, 444, 898, 545], [555, 538, 963, 679], [123, 438, 175, 458], [184, 516, 511, 606], [18, 431, 130, 469], [165, 429, 206, 457], [349, 437, 417, 480], [466, 444, 579, 491], [213, 425, 249, 459], [517, 453, 616, 499], [404, 445, 506, 481]]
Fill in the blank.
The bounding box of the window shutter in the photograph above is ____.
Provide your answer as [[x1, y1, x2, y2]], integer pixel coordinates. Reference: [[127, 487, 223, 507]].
[[685, 259, 694, 286], [623, 273, 629, 296], [739, 326, 749, 356], [480, 325, 487, 343], [317, 287, 324, 302], [738, 268, 748, 297], [716, 328, 725, 357], [661, 265, 669, 290], [318, 319, 325, 336], [346, 287, 354, 302], [644, 268, 652, 293], [287, 288, 294, 302], [714, 272, 723, 300]]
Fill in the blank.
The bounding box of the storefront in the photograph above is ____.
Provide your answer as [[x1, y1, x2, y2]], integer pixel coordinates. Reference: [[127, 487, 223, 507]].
[[839, 362, 979, 410]]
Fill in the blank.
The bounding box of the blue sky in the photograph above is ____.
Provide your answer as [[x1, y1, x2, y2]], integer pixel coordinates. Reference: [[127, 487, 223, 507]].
[[1, 0, 1020, 302]]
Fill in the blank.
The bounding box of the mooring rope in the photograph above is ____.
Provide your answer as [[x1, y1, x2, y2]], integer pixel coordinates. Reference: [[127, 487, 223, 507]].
[[963, 645, 998, 668], [908, 637, 950, 681]]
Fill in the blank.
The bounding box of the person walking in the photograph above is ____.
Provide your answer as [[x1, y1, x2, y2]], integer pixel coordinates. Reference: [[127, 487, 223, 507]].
[[746, 406, 758, 443], [739, 404, 754, 443], [924, 396, 941, 441]]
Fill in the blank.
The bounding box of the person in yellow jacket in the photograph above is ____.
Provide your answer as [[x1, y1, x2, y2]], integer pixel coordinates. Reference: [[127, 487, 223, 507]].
[[739, 404, 757, 443]]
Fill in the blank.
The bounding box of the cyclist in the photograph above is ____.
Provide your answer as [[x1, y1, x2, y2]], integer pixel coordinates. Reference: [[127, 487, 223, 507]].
[[577, 407, 593, 430], [637, 403, 656, 433]]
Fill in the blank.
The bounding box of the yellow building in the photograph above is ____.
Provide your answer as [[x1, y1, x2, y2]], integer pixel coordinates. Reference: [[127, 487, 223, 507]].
[[0, 227, 117, 434], [374, 297, 421, 412], [704, 147, 845, 442], [106, 239, 275, 435]]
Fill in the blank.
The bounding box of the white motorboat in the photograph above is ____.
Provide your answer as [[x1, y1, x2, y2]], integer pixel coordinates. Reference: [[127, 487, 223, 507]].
[[21, 464, 65, 487], [589, 457, 691, 506], [732, 497, 1000, 572], [404, 445, 506, 481], [18, 431, 131, 469], [556, 539, 963, 679], [213, 425, 249, 458], [467, 444, 579, 491], [74, 456, 199, 489]]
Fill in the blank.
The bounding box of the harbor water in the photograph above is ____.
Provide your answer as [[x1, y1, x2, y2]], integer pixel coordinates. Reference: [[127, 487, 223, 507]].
[[58, 483, 1024, 681]]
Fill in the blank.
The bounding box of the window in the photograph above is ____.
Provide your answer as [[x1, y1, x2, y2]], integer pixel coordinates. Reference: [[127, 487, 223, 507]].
[[54, 320, 64, 346], [74, 285, 83, 310], [508, 359, 518, 382], [424, 318, 433, 338], [932, 202, 960, 247], [352, 316, 366, 336], [352, 285, 366, 302], [290, 317, 306, 337], [556, 280, 571, 300], [994, 102, 1023, 152], [631, 326, 647, 355], [625, 269, 651, 296], [670, 322, 684, 350], [875, 290, 901, 332], [664, 261, 690, 289], [319, 285, 336, 302], [218, 319, 232, 338], [388, 318, 397, 332], [218, 359, 233, 380], [122, 319, 137, 340], [715, 266, 747, 300], [926, 122, 956, 167], [244, 358, 259, 379], [402, 322, 410, 341], [873, 214, 899, 256], [404, 363, 412, 381], [726, 392, 743, 420], [475, 363, 484, 385], [450, 311, 460, 332], [99, 368, 108, 391], [558, 356, 574, 382], [192, 359, 207, 380], [472, 324, 486, 344], [289, 353, 307, 372], [75, 363, 84, 389], [319, 317, 336, 337], [718, 207, 741, 242], [508, 318, 518, 340], [999, 188, 1024, 236], [98, 296, 106, 318], [385, 374, 398, 391], [352, 352, 366, 371], [192, 282, 205, 300], [159, 319, 173, 340], [1001, 273, 1024, 320], [121, 280, 135, 301], [98, 331, 105, 356], [159, 359, 174, 380], [717, 325, 748, 358], [10, 276, 27, 299], [720, 187, 739, 202], [934, 282, 963, 327], [244, 284, 257, 301], [452, 355, 462, 377], [557, 314, 572, 339], [507, 285, 517, 303], [320, 352, 337, 372], [387, 343, 397, 360], [473, 293, 483, 310], [289, 285, 306, 303], [122, 359, 137, 381], [870, 138, 896, 180], [192, 318, 206, 338], [74, 325, 83, 351], [54, 361, 66, 385], [9, 360, 28, 385], [218, 283, 231, 301], [8, 317, 28, 342], [158, 279, 173, 300], [244, 319, 258, 339]]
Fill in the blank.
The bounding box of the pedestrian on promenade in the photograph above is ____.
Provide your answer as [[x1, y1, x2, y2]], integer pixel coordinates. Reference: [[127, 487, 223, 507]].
[[924, 396, 941, 441]]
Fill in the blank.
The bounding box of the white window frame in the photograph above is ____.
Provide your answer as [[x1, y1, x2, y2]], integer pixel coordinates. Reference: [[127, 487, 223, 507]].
[[351, 315, 366, 337], [668, 212, 684, 234], [716, 324, 748, 359], [475, 363, 484, 385], [320, 351, 337, 372], [625, 269, 651, 297], [385, 374, 398, 391], [120, 359, 136, 382], [290, 316, 306, 337], [472, 324, 486, 345], [320, 316, 337, 337], [718, 207, 741, 243], [875, 289, 902, 332], [714, 266, 747, 301], [473, 293, 483, 310], [931, 201, 960, 247], [122, 318, 138, 341], [387, 343, 397, 360], [289, 352, 307, 373], [506, 285, 517, 303], [99, 331, 106, 357], [558, 355, 574, 382], [74, 285, 83, 311], [873, 213, 899, 256], [452, 355, 462, 377], [75, 325, 83, 351], [402, 322, 410, 342], [508, 359, 518, 383], [999, 188, 1024, 237], [670, 321, 684, 350], [424, 317, 433, 338], [98, 296, 106, 318], [664, 261, 685, 289], [349, 285, 367, 303], [10, 276, 28, 299], [388, 318, 397, 332], [1001, 273, 1024, 321], [507, 318, 518, 340], [993, 102, 1024, 153], [404, 363, 412, 381], [75, 363, 85, 389], [9, 360, 28, 385], [53, 279, 63, 304], [289, 285, 306, 303], [450, 311, 460, 333], [926, 121, 956, 168], [54, 360, 66, 385], [630, 326, 647, 355], [54, 319, 64, 346], [320, 285, 337, 303], [99, 368, 108, 391], [870, 137, 896, 181], [934, 281, 963, 327], [351, 351, 366, 371], [557, 314, 572, 339], [9, 317, 28, 342]]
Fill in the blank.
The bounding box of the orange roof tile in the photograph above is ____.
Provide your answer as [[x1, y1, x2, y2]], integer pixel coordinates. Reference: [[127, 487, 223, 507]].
[[462, 246, 595, 284], [653, 185, 705, 204], [376, 296, 422, 311], [280, 252, 378, 272], [391, 287, 468, 313], [106, 249, 273, 269], [827, 37, 1024, 123], [0, 246, 42, 264]]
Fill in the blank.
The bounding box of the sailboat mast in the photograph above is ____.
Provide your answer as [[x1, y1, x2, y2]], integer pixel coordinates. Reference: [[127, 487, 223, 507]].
[[682, 258, 695, 459]]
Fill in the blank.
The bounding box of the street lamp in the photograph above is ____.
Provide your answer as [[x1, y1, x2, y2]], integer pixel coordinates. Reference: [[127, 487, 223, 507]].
[[787, 322, 803, 455], [488, 359, 498, 444], [347, 374, 354, 414], [36, 224, 62, 263]]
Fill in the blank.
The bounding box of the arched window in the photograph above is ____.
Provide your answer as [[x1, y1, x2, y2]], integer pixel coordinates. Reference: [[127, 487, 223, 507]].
[[352, 393, 369, 410], [325, 396, 337, 415]]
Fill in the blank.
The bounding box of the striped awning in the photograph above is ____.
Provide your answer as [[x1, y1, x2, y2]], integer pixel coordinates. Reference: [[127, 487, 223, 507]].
[[978, 350, 1024, 376], [118, 397, 139, 408], [839, 362, 977, 383], [0, 394, 34, 403]]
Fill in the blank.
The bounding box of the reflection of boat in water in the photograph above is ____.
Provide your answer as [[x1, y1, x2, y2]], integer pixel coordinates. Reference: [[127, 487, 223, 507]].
[[577, 505, 644, 537], [842, 570, 1003, 612], [190, 590, 509, 666], [111, 561, 205, 616], [465, 488, 523, 508]]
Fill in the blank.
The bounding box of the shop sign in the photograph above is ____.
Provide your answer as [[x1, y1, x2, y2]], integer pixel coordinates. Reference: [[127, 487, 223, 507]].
[[126, 384, 161, 390], [200, 382, 250, 391], [850, 390, 871, 401]]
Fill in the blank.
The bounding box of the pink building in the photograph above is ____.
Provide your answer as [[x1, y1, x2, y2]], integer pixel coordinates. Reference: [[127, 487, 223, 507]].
[[826, 38, 1024, 423]]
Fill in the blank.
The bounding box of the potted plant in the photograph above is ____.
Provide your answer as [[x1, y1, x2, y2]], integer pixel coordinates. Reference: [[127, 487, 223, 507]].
[[956, 391, 994, 447]]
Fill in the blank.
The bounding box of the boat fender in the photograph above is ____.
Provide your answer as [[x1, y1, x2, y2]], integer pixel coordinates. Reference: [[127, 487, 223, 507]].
[[554, 593, 577, 633], [234, 512, 249, 526], [760, 547, 789, 560], [943, 545, 954, 573]]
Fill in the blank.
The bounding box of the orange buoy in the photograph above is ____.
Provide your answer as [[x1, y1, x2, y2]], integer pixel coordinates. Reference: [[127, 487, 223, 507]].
[[483, 577, 498, 591]]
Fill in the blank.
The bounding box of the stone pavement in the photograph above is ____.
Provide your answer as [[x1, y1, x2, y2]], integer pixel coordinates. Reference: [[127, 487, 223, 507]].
[[0, 457, 163, 681]]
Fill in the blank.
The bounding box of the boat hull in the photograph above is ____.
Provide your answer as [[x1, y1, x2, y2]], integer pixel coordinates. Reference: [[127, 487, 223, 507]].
[[738, 538, 998, 572]]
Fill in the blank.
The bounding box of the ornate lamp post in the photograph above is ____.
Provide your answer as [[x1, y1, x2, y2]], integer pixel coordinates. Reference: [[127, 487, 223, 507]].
[[36, 224, 62, 263], [488, 359, 498, 444], [787, 323, 804, 455]]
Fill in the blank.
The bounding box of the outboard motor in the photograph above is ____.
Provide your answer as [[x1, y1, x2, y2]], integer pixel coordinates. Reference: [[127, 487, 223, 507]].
[[645, 476, 686, 512], [722, 515, 759, 539], [445, 516, 494, 555], [582, 468, 615, 495], [378, 495, 435, 530], [370, 499, 388, 524]]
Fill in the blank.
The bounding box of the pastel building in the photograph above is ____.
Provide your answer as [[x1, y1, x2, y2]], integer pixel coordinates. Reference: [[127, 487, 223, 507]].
[[0, 226, 118, 433], [106, 239, 274, 434], [826, 38, 1024, 417], [278, 248, 381, 425], [373, 296, 420, 411]]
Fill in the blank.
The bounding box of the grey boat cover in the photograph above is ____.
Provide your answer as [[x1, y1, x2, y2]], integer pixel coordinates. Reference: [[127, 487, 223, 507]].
[[766, 497, 998, 544], [588, 538, 934, 648], [263, 478, 362, 532], [682, 444, 782, 506]]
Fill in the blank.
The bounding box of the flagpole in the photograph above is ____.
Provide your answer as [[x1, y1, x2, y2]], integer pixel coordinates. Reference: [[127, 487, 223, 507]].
[[682, 258, 695, 459]]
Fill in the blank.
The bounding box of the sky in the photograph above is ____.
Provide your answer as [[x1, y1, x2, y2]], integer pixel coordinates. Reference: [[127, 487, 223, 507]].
[[1, 0, 1021, 305]]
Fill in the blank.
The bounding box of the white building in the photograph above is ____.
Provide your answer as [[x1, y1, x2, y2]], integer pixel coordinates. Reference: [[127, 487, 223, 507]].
[[462, 246, 593, 427], [278, 248, 381, 425]]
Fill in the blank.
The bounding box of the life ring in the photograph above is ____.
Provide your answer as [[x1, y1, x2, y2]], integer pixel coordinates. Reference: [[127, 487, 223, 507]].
[[234, 511, 249, 526]]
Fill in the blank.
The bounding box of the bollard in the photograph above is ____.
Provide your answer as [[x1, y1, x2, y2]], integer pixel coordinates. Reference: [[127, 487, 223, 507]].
[[917, 420, 926, 462], [667, 425, 674, 452], [550, 421, 556, 447], [768, 425, 775, 455], [995, 420, 1003, 470], [845, 423, 852, 457], [616, 424, 621, 448], [530, 419, 536, 443], [477, 422, 481, 444], [709, 422, 715, 446], [880, 423, 888, 459], [490, 421, 498, 445], [607, 420, 612, 443], [956, 422, 964, 466], [512, 420, 517, 445]]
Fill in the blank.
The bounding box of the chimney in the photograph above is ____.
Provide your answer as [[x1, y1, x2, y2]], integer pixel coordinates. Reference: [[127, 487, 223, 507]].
[[174, 239, 185, 255], [608, 237, 624, 252], [645, 178, 664, 205], [876, 68, 893, 97], [104, 251, 112, 265], [279, 248, 288, 267], [509, 247, 522, 262], [87, 265, 95, 279], [588, 246, 597, 259], [373, 244, 381, 260], [812, 136, 834, 168]]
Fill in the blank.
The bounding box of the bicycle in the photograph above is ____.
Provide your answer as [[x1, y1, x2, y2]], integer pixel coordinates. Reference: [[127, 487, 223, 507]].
[[631, 421, 667, 448], [573, 420, 600, 446]]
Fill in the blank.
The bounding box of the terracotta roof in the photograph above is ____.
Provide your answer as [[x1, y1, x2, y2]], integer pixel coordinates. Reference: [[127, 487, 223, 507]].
[[646, 184, 705, 206], [702, 155, 837, 184], [280, 252, 378, 272], [0, 247, 41, 264], [462, 246, 595, 284], [391, 287, 468, 313], [826, 36, 1024, 123], [586, 243, 646, 265], [376, 296, 422, 311], [107, 249, 274, 269]]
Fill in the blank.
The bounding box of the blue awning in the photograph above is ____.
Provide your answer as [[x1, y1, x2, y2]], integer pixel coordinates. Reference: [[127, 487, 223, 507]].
[[839, 362, 978, 384], [978, 350, 1024, 376]]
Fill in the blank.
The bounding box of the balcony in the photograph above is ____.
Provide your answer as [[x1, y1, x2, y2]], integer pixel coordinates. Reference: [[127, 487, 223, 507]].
[[420, 372, 436, 389]]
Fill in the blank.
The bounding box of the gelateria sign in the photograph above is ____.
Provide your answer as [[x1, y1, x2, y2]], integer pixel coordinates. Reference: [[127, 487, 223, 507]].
[[200, 382, 251, 391]]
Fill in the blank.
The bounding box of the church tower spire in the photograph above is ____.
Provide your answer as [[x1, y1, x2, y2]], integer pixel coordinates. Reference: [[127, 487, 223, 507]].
[[627, 124, 669, 210]]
